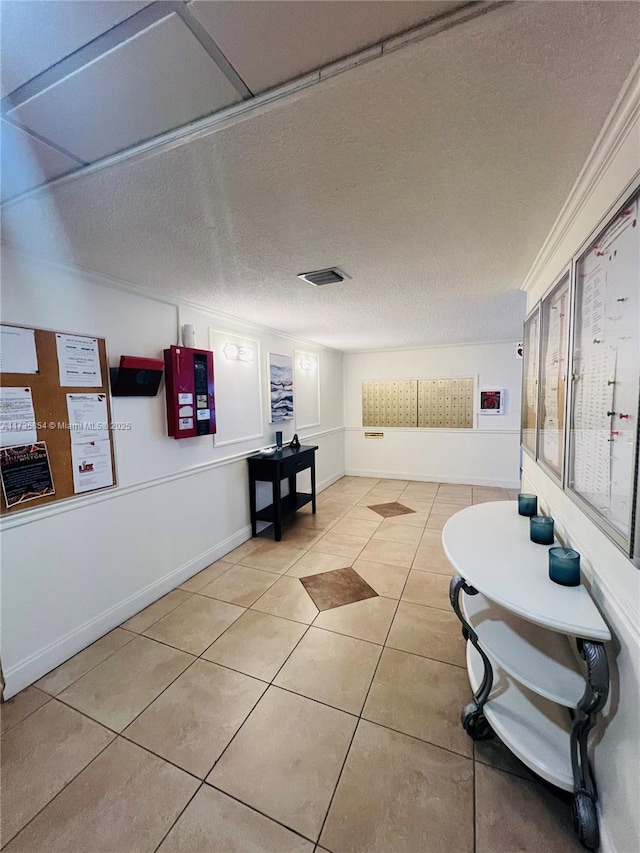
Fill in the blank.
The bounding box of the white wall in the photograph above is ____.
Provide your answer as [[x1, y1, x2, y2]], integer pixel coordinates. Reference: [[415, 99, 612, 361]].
[[343, 342, 522, 487], [521, 65, 640, 853], [0, 248, 344, 698]]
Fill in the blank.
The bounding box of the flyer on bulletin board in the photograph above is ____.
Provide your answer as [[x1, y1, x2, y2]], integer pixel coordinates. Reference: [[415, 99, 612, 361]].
[[66, 393, 114, 493], [56, 333, 102, 387], [0, 387, 37, 448], [0, 325, 38, 374], [0, 442, 55, 508]]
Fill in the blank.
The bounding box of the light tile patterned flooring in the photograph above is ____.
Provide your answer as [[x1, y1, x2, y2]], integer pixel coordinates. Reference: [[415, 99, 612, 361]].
[[1, 478, 583, 852]]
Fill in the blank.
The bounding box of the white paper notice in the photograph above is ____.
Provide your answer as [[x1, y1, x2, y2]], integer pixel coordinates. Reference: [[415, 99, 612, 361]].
[[56, 334, 102, 387], [0, 387, 38, 448], [66, 393, 113, 493], [70, 438, 113, 493], [572, 348, 616, 511], [0, 326, 38, 374]]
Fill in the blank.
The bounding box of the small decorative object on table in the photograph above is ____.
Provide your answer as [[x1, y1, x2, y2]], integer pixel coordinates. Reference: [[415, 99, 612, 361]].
[[549, 547, 581, 586], [290, 433, 300, 450], [530, 515, 554, 545], [275, 430, 283, 449], [518, 493, 538, 517]]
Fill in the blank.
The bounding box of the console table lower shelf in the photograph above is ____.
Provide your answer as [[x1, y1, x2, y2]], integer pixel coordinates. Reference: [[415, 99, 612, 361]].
[[254, 492, 314, 525]]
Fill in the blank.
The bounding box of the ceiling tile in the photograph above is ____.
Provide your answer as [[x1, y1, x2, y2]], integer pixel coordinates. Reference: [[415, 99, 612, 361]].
[[188, 0, 465, 93], [7, 14, 242, 163], [0, 119, 80, 202], [0, 0, 150, 96]]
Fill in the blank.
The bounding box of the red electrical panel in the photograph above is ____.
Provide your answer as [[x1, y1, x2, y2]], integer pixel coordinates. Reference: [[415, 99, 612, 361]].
[[164, 345, 216, 439]]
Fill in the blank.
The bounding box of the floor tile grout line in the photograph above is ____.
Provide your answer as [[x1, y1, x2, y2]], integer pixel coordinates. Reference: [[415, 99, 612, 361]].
[[198, 624, 315, 781], [115, 731, 204, 782], [204, 780, 320, 846], [0, 691, 54, 735], [473, 748, 478, 853], [383, 641, 467, 670], [121, 587, 198, 633], [314, 716, 363, 848], [53, 649, 202, 737], [313, 545, 415, 848], [46, 641, 490, 782], [33, 627, 139, 700], [1, 726, 117, 848], [152, 781, 204, 853], [178, 556, 238, 587], [185, 677, 269, 782], [357, 712, 474, 763], [473, 751, 538, 784], [32, 686, 383, 849]]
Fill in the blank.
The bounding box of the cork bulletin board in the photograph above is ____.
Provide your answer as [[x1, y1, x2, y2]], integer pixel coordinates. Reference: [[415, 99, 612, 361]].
[[0, 324, 116, 514]]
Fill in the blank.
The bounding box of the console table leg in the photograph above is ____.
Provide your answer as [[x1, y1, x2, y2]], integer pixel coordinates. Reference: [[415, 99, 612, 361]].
[[570, 640, 609, 851], [449, 574, 494, 740], [249, 475, 257, 537], [273, 477, 282, 542]]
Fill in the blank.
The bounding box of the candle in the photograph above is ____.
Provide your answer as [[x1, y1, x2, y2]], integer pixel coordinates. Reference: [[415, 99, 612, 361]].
[[518, 493, 538, 517], [530, 515, 554, 545], [549, 547, 581, 586]]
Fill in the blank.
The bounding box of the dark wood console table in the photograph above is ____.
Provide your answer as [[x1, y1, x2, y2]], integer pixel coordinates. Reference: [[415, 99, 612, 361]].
[[248, 445, 318, 541]]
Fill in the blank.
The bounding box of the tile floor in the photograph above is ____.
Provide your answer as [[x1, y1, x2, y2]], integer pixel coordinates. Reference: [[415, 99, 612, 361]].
[[1, 478, 582, 852]]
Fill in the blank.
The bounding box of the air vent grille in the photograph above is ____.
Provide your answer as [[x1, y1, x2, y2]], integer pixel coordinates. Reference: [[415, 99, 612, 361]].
[[297, 267, 349, 286]]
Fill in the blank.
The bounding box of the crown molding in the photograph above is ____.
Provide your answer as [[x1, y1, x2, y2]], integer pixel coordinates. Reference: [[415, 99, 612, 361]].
[[521, 58, 640, 294], [0, 242, 344, 355]]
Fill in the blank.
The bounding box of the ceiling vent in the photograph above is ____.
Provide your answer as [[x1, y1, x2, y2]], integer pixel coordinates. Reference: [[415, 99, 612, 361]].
[[297, 267, 350, 286]]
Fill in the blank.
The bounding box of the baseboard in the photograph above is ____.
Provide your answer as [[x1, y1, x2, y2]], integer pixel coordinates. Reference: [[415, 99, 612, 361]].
[[344, 468, 519, 489], [2, 525, 252, 699]]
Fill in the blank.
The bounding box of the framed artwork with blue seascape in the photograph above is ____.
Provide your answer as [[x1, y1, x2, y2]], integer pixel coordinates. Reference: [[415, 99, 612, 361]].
[[269, 353, 294, 422]]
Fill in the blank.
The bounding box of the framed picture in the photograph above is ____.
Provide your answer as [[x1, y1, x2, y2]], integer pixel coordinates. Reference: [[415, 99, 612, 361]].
[[269, 353, 294, 422]]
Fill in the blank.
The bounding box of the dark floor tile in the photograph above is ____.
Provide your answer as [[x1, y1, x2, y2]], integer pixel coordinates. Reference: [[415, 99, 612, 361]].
[[368, 502, 416, 518], [300, 567, 378, 611]]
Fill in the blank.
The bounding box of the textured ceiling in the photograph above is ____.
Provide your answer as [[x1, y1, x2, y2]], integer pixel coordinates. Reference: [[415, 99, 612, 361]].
[[2, 1, 639, 351]]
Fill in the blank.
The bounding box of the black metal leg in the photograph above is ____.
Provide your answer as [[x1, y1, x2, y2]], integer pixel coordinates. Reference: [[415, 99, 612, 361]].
[[449, 574, 494, 740], [273, 477, 282, 541], [249, 475, 257, 537], [570, 640, 609, 851]]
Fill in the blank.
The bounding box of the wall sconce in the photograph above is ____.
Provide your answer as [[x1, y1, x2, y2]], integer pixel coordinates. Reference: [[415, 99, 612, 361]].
[[299, 354, 317, 371], [223, 342, 255, 362]]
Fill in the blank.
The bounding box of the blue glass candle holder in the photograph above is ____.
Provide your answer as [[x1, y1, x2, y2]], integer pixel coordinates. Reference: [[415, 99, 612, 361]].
[[518, 493, 538, 517], [530, 515, 554, 545], [549, 547, 581, 586]]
